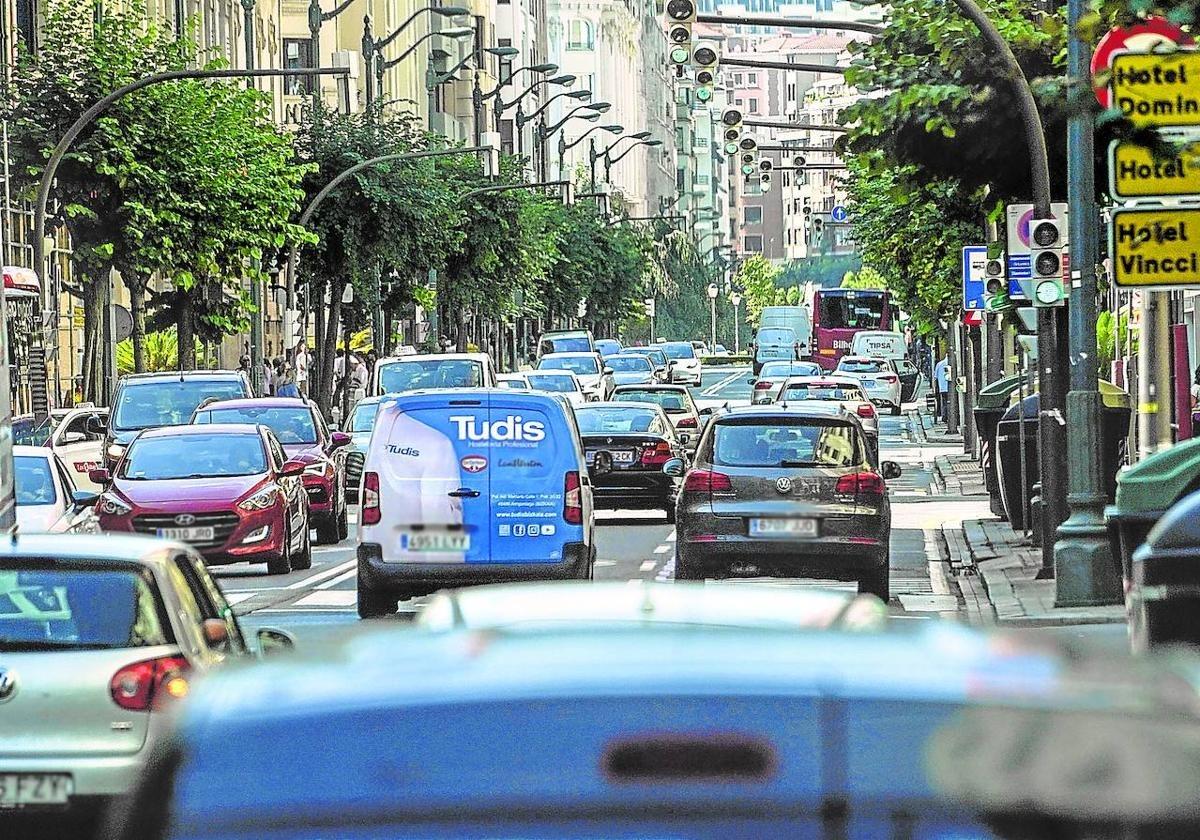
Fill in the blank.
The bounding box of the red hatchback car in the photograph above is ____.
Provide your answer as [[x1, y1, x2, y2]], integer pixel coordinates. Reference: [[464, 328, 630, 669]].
[[92, 424, 312, 575], [190, 397, 351, 544]]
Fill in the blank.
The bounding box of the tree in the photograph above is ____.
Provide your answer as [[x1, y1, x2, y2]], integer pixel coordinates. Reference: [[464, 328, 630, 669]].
[[735, 255, 783, 330], [842, 267, 887, 289]]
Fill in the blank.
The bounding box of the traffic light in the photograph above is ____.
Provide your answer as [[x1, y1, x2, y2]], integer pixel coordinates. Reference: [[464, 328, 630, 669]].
[[692, 41, 718, 103], [721, 108, 742, 155], [665, 0, 695, 67], [760, 172, 772, 192], [1028, 218, 1065, 307], [793, 155, 806, 167], [738, 136, 757, 176], [984, 251, 1011, 312], [759, 159, 773, 173]]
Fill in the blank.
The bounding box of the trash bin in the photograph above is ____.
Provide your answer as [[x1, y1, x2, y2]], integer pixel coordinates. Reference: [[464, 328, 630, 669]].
[[1129, 489, 1200, 652], [973, 374, 1023, 520], [1105, 437, 1200, 595], [994, 394, 1039, 531]]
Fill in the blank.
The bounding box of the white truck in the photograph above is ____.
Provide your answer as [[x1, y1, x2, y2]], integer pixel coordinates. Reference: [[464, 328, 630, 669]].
[[757, 306, 812, 358]]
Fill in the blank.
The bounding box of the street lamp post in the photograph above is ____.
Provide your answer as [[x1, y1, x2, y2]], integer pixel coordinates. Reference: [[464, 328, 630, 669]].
[[308, 0, 357, 110], [498, 74, 576, 167], [707, 283, 719, 350], [605, 137, 663, 183], [560, 124, 623, 178], [730, 291, 742, 353], [537, 102, 609, 181], [375, 25, 473, 101], [361, 5, 469, 107]]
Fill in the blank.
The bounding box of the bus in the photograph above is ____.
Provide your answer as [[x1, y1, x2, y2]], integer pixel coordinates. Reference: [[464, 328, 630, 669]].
[[811, 288, 893, 371]]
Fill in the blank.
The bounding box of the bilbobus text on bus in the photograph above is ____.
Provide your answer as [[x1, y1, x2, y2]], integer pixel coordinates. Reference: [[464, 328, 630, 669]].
[[811, 288, 893, 372]]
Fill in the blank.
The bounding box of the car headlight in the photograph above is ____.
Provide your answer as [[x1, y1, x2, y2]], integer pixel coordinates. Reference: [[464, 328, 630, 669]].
[[238, 486, 280, 512], [98, 493, 132, 516], [106, 443, 126, 460], [303, 461, 331, 476]]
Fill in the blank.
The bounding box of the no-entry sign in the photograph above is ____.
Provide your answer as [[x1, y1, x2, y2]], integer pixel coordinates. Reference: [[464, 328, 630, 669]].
[[1092, 17, 1195, 108]]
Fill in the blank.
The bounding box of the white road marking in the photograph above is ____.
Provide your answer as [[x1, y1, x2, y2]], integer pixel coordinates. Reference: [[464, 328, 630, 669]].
[[595, 559, 617, 567], [224, 592, 256, 605], [639, 559, 657, 572], [653, 544, 672, 554], [293, 590, 357, 607], [286, 559, 355, 590], [666, 531, 676, 542], [316, 568, 357, 590], [701, 369, 749, 397]]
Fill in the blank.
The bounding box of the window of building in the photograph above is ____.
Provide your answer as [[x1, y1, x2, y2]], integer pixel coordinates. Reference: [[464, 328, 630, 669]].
[[500, 119, 515, 155], [744, 206, 763, 225], [697, 173, 710, 186], [696, 135, 709, 148], [748, 98, 760, 114], [567, 19, 594, 50], [733, 73, 743, 85], [15, 0, 38, 51], [744, 235, 764, 253], [735, 98, 744, 107], [677, 168, 687, 191], [497, 38, 513, 80], [283, 39, 315, 96], [747, 72, 758, 84]]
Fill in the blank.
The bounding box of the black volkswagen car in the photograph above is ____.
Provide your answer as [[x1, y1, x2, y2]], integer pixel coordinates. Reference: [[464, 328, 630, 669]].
[[674, 405, 900, 599], [575, 403, 687, 521]]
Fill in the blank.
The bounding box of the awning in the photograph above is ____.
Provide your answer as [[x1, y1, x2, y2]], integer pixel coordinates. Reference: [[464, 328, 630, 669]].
[[3, 266, 40, 299]]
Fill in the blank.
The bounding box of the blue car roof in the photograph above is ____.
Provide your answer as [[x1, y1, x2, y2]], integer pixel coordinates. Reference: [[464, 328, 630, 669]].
[[165, 623, 1200, 836]]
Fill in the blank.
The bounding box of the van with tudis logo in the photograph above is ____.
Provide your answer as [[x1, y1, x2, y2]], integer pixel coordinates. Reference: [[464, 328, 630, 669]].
[[355, 389, 598, 618]]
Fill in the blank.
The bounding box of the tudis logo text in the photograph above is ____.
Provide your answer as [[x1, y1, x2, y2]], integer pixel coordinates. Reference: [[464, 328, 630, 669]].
[[450, 415, 546, 442], [387, 446, 420, 456]]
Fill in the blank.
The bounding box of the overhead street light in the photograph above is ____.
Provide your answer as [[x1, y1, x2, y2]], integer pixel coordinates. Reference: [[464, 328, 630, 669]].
[[361, 5, 471, 104]]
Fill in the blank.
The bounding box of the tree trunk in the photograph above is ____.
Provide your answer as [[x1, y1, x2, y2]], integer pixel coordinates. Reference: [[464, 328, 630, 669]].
[[312, 277, 326, 399], [80, 276, 107, 404], [177, 294, 196, 370], [456, 307, 468, 352], [127, 275, 148, 374], [317, 285, 342, 417]]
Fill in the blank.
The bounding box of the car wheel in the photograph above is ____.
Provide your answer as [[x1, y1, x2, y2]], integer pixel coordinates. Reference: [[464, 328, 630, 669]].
[[315, 512, 339, 545], [356, 580, 394, 619], [858, 563, 890, 602], [267, 522, 293, 575], [336, 494, 349, 541], [292, 517, 313, 571]]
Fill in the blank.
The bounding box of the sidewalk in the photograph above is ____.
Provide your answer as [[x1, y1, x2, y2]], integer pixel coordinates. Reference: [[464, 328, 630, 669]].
[[918, 415, 1125, 627], [906, 410, 986, 496]]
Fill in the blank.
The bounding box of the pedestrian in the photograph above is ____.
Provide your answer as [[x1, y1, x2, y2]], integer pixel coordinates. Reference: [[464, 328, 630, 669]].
[[349, 354, 369, 406], [276, 350, 300, 399], [934, 352, 950, 423], [294, 340, 309, 399], [261, 356, 275, 396], [1191, 364, 1200, 410]]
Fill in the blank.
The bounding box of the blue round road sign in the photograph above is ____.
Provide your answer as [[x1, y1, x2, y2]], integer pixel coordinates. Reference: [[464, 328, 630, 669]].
[[831, 205, 848, 223]]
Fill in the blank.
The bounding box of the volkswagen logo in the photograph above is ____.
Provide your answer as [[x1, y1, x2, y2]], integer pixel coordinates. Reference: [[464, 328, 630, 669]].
[[174, 513, 197, 526], [775, 477, 793, 495], [0, 668, 17, 703]]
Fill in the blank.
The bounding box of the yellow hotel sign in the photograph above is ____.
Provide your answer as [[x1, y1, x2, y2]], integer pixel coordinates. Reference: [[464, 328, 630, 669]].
[[1110, 51, 1200, 128], [1108, 134, 1200, 200], [1110, 207, 1200, 288]]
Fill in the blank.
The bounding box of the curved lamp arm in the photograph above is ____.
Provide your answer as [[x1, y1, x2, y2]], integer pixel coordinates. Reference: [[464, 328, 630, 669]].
[[562, 124, 622, 153]]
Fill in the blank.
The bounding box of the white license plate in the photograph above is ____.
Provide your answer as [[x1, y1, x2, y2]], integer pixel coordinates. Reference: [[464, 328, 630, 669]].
[[612, 450, 636, 464], [156, 526, 215, 541], [749, 518, 818, 538], [0, 774, 73, 807], [402, 532, 469, 552]]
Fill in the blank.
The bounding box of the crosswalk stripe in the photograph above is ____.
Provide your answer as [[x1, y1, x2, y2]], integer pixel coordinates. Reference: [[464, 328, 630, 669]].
[[293, 591, 357, 607], [653, 544, 671, 554], [224, 592, 256, 605], [639, 560, 657, 572]]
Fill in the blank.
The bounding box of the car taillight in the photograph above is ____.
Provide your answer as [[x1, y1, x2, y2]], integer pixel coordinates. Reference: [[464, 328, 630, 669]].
[[835, 472, 887, 499], [683, 469, 733, 492], [362, 471, 381, 525], [856, 403, 876, 418], [880, 374, 898, 383], [110, 655, 191, 712], [676, 416, 698, 428], [753, 380, 774, 391], [564, 471, 583, 524]]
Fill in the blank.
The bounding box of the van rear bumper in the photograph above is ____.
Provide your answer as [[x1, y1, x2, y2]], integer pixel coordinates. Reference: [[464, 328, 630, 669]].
[[358, 541, 592, 596]]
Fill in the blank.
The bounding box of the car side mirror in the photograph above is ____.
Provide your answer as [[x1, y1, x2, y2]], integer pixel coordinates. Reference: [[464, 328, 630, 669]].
[[280, 460, 305, 478], [71, 490, 99, 508], [590, 450, 613, 477], [85, 416, 106, 435], [88, 467, 111, 485], [202, 618, 229, 648], [747, 378, 756, 385], [881, 461, 902, 480], [603, 367, 614, 376], [255, 627, 296, 657], [60, 431, 87, 445], [329, 431, 352, 450], [662, 457, 686, 478], [698, 407, 714, 416]]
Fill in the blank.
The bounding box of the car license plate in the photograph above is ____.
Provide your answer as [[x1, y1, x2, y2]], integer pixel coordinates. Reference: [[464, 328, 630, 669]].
[[402, 532, 469, 552], [749, 518, 818, 538], [612, 450, 635, 465], [156, 526, 215, 541], [0, 774, 73, 807]]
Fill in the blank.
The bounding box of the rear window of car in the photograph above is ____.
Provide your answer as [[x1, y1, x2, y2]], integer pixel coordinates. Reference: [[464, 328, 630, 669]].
[[711, 419, 861, 468], [378, 359, 483, 392], [838, 359, 889, 373], [14, 455, 58, 506], [760, 361, 821, 379], [122, 433, 267, 480], [195, 406, 317, 445], [662, 343, 695, 360], [351, 401, 382, 431], [113, 378, 248, 431], [525, 374, 577, 392], [538, 355, 599, 375], [757, 328, 796, 344], [0, 566, 170, 650], [607, 357, 653, 372], [613, 390, 688, 412], [782, 383, 865, 402], [576, 407, 660, 434], [544, 336, 592, 354]]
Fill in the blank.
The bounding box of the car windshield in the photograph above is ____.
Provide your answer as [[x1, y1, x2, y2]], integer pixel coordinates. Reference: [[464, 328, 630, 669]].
[[121, 433, 266, 480], [546, 336, 592, 353], [575, 407, 660, 433], [782, 383, 866, 402], [378, 359, 483, 392], [196, 406, 317, 444], [13, 416, 54, 447], [662, 343, 695, 360], [839, 359, 889, 373], [526, 374, 577, 392], [757, 328, 796, 345], [607, 356, 653, 372], [14, 456, 57, 506], [712, 419, 860, 468], [350, 402, 382, 432], [0, 567, 169, 651], [539, 355, 599, 375], [113, 379, 247, 431], [761, 361, 821, 379], [613, 390, 688, 412]]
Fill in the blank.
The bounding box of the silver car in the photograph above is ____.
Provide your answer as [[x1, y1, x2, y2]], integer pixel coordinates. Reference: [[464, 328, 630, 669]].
[[610, 384, 704, 453], [343, 396, 384, 503], [774, 375, 880, 440], [674, 405, 900, 599], [0, 534, 291, 819]]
